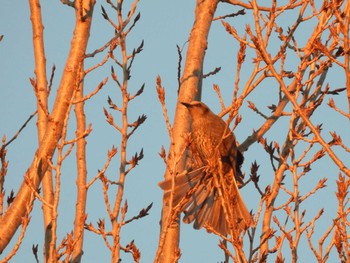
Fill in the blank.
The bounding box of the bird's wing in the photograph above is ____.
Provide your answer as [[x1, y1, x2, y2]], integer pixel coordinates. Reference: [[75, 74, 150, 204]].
[[158, 167, 206, 205]]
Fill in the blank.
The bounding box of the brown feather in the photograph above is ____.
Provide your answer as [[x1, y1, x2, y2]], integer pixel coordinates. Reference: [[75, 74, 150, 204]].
[[159, 101, 252, 237]]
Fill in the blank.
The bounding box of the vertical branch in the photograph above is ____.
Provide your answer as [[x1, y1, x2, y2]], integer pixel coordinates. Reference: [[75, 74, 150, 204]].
[[342, 1, 350, 113], [71, 64, 87, 263], [111, 9, 129, 258], [291, 155, 301, 262], [108, 1, 130, 260], [49, 72, 82, 262], [0, 138, 8, 214], [28, 1, 54, 261], [335, 174, 350, 261], [261, 161, 288, 258], [97, 1, 146, 262]]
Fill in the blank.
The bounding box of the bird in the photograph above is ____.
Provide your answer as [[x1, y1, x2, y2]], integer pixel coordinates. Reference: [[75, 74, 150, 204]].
[[159, 101, 251, 237]]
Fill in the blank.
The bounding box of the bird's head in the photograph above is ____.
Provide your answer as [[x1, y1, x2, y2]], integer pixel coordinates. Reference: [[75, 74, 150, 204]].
[[181, 101, 210, 117]]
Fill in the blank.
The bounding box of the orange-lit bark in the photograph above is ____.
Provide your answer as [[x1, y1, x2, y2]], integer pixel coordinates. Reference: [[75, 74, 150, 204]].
[[28, 1, 55, 261], [156, 0, 219, 262], [0, 0, 96, 253]]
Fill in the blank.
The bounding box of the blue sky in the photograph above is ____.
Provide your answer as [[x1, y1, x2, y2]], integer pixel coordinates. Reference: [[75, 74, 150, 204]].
[[1, 1, 349, 262]]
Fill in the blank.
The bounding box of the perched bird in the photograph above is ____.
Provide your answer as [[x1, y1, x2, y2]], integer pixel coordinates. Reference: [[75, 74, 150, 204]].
[[159, 101, 251, 237]]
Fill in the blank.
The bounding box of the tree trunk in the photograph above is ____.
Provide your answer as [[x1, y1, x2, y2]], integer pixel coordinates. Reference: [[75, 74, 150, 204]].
[[156, 0, 219, 262]]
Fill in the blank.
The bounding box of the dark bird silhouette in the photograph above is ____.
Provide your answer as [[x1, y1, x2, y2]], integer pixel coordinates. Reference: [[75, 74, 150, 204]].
[[159, 101, 251, 237]]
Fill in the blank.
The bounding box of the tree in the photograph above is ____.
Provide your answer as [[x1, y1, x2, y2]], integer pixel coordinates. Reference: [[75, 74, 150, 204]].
[[1, 0, 148, 262], [1, 0, 350, 262], [156, 0, 350, 262]]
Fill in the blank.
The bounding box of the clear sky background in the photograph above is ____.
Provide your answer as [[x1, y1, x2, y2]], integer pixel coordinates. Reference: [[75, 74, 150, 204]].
[[0, 1, 349, 262]]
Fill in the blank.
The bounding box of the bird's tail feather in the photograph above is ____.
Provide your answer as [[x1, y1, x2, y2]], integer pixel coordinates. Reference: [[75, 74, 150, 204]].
[[183, 169, 251, 236], [158, 167, 205, 205], [159, 168, 251, 237]]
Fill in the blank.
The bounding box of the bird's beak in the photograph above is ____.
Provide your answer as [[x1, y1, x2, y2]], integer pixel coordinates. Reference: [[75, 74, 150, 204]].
[[181, 102, 191, 108]]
